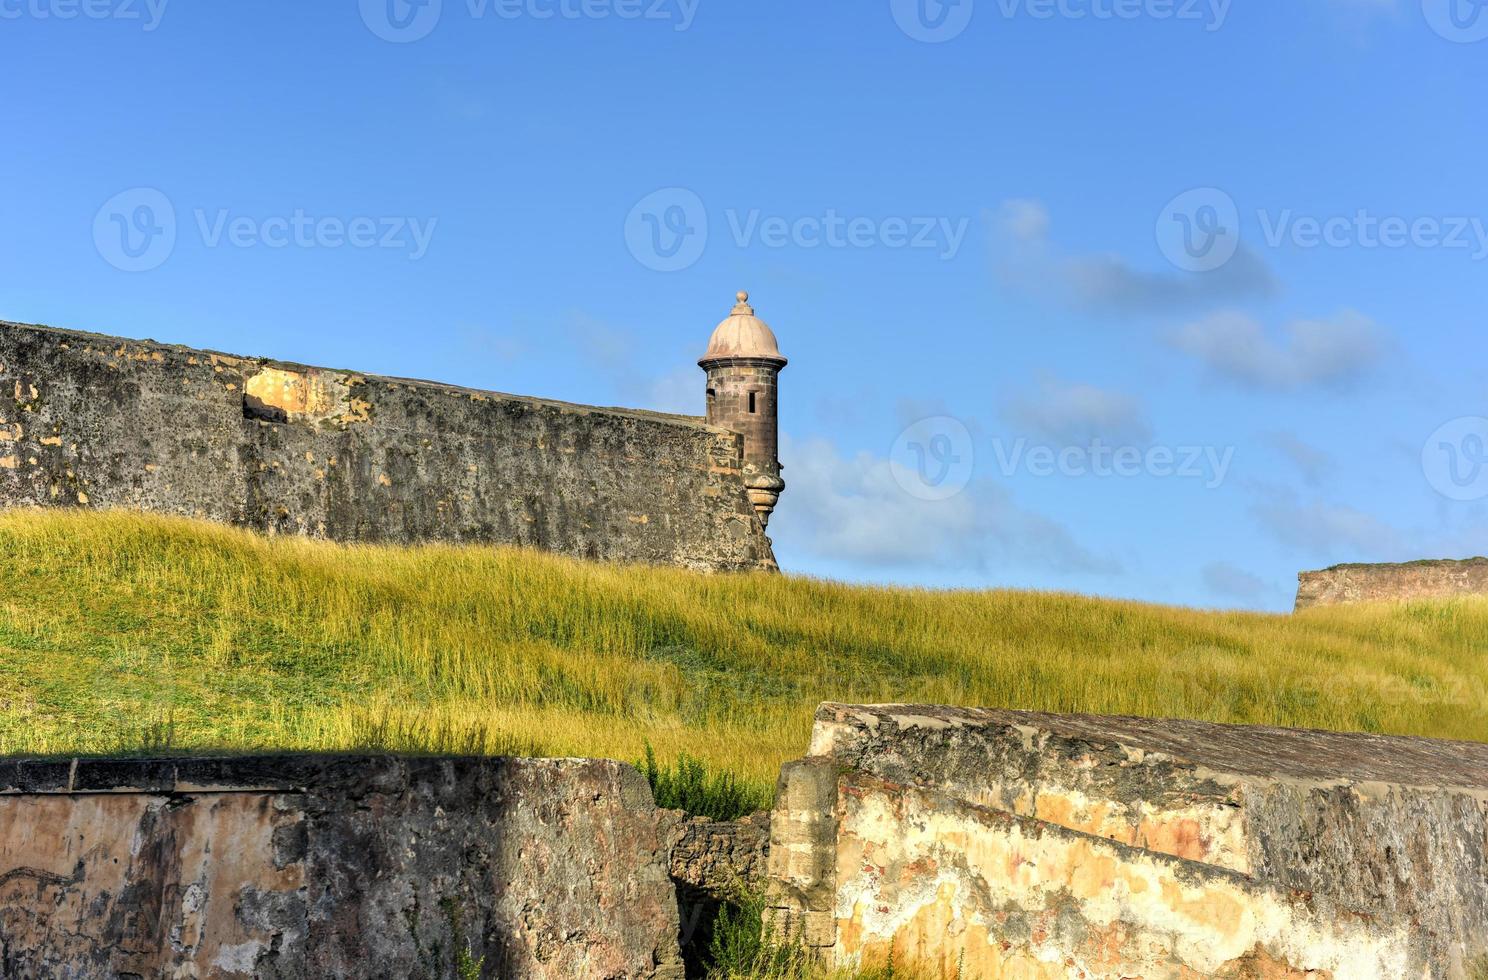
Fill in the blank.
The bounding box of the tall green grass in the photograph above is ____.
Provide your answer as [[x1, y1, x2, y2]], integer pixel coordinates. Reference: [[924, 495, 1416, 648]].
[[0, 509, 1484, 801]]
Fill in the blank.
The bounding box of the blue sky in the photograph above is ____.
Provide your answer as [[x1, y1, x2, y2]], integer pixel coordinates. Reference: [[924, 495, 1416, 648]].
[[3, 0, 1487, 610]]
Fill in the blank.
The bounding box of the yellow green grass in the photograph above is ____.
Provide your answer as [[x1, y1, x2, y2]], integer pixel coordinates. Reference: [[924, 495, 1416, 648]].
[[0, 509, 1485, 800]]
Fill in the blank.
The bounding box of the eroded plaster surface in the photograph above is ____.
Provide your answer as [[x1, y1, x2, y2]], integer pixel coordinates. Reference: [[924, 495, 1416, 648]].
[[0, 756, 686, 979], [771, 703, 1488, 978]]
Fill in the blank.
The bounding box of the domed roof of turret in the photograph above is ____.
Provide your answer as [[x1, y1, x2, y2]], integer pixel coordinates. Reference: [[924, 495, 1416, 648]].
[[700, 291, 787, 367]]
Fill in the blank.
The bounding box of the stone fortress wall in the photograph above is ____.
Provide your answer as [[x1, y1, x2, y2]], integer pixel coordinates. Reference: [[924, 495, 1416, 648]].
[[1296, 557, 1488, 609], [0, 319, 777, 571], [4, 705, 1482, 978], [0, 756, 691, 978]]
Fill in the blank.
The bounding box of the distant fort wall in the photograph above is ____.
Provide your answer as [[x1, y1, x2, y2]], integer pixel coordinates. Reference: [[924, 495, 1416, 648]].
[[0, 320, 776, 571], [1295, 557, 1488, 610]]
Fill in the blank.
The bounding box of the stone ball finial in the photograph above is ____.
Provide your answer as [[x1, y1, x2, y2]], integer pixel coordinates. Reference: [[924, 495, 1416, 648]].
[[737, 290, 749, 304]]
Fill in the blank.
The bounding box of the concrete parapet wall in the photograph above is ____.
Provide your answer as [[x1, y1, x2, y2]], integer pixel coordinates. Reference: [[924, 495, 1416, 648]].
[[0, 320, 775, 572], [769, 702, 1488, 978], [1296, 558, 1488, 609], [0, 755, 686, 979]]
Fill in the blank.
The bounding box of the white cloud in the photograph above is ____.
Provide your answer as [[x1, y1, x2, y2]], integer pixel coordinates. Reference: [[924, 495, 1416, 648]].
[[1001, 377, 1150, 445], [999, 198, 1051, 243], [1172, 310, 1385, 390], [771, 435, 1116, 574], [1250, 489, 1405, 560], [1251, 483, 1488, 568], [563, 312, 707, 416], [989, 199, 1278, 315], [640, 367, 702, 415]]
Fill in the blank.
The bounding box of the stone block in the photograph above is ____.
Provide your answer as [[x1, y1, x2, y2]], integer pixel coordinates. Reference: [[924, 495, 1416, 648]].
[[0, 755, 686, 979], [778, 702, 1488, 977]]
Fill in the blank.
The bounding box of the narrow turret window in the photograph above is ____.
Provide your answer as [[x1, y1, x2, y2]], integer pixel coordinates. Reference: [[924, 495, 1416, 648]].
[[748, 392, 757, 414]]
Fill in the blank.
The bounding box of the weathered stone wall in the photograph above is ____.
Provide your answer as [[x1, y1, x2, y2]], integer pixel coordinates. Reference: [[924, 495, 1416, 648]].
[[669, 813, 771, 974], [0, 755, 686, 979], [1296, 557, 1488, 609], [768, 702, 1488, 978], [0, 320, 776, 571]]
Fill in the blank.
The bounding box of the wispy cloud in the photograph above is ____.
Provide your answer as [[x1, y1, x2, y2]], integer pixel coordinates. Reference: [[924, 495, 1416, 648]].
[[1265, 432, 1335, 486], [989, 198, 1278, 315], [1171, 310, 1385, 390], [772, 435, 1117, 575], [1001, 376, 1151, 445], [566, 312, 704, 415], [1249, 487, 1405, 560]]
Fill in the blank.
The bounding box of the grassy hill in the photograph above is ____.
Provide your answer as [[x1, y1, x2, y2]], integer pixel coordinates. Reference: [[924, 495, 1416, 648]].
[[1, 509, 1485, 804]]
